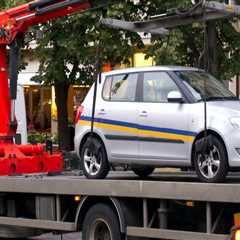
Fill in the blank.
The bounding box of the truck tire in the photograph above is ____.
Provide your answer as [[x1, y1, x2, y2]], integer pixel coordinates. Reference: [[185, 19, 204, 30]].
[[81, 137, 109, 179], [82, 203, 121, 240], [194, 135, 228, 183], [132, 166, 155, 178]]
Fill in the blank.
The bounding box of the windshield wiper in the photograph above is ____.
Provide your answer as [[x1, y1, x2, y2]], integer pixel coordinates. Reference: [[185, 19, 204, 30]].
[[208, 96, 238, 101], [197, 96, 239, 102], [222, 96, 239, 100]]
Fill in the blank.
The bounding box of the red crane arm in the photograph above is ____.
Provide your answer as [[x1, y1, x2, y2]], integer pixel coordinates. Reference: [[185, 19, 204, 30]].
[[0, 0, 93, 139], [0, 0, 92, 45], [0, 0, 99, 176]]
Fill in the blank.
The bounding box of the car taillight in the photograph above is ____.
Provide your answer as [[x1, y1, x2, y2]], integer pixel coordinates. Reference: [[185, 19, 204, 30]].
[[75, 106, 84, 124]]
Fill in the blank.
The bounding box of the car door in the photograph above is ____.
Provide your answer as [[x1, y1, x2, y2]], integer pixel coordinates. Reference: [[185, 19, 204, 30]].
[[95, 72, 139, 162], [138, 71, 193, 164]]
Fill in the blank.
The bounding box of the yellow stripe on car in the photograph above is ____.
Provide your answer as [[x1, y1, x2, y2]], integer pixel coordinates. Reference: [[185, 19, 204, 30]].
[[79, 120, 194, 142]]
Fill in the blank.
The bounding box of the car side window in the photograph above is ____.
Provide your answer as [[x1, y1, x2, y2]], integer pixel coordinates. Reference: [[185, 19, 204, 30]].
[[143, 72, 179, 103], [102, 76, 112, 100], [103, 73, 138, 102]]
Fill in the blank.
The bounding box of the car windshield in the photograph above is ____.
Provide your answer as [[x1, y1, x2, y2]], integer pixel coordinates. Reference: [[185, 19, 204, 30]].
[[175, 71, 237, 102]]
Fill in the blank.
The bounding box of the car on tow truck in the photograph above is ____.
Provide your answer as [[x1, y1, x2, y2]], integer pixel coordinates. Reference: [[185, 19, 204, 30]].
[[75, 66, 240, 183]]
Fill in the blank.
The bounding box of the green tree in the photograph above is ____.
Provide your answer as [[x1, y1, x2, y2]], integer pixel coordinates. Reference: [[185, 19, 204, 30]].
[[143, 0, 240, 81], [33, 1, 143, 151], [0, 0, 27, 9]]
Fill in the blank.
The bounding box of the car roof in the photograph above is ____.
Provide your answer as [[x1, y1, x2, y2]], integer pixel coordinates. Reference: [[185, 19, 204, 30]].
[[103, 66, 201, 77]]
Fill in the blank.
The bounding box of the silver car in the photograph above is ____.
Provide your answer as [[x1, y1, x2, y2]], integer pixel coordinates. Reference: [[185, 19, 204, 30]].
[[74, 66, 240, 182]]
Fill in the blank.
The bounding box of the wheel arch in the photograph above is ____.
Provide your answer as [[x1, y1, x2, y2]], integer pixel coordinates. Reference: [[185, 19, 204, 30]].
[[75, 196, 126, 234], [79, 131, 109, 159], [191, 129, 229, 168]]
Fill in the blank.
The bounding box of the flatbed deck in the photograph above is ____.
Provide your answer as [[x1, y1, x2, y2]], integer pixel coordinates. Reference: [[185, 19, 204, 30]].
[[0, 171, 239, 202], [0, 171, 238, 240]]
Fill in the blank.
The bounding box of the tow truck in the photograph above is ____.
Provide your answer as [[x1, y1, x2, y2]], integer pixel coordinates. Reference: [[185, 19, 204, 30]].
[[1, 0, 240, 240]]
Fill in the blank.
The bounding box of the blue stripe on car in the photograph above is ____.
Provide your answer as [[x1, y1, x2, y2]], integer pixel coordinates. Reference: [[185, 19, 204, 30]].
[[81, 116, 197, 137]]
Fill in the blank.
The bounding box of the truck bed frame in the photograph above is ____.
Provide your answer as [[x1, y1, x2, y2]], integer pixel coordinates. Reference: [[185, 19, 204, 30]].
[[0, 172, 238, 239]]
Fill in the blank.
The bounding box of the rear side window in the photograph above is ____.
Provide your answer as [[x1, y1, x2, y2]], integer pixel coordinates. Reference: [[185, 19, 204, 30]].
[[103, 73, 138, 102], [143, 72, 179, 103]]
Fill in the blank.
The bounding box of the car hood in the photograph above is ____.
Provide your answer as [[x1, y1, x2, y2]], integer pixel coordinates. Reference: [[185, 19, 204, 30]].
[[208, 101, 240, 116]]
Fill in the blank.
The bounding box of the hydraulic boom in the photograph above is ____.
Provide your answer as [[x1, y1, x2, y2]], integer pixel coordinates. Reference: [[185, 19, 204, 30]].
[[0, 0, 93, 175], [0, 0, 91, 137]]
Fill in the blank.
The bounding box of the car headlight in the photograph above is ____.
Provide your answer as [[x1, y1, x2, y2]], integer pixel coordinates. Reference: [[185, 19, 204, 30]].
[[230, 117, 240, 128]]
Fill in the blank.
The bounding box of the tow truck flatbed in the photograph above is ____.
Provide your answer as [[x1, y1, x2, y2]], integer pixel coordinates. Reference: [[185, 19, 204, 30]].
[[0, 172, 240, 203], [0, 171, 238, 239]]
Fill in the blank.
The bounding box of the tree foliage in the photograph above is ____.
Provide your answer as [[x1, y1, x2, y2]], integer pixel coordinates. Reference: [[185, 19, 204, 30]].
[[142, 0, 240, 80], [0, 0, 28, 9], [34, 1, 144, 86], [32, 1, 144, 150]]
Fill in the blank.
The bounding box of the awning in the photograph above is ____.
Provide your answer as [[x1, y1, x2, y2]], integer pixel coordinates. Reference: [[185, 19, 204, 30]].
[[18, 72, 39, 86]]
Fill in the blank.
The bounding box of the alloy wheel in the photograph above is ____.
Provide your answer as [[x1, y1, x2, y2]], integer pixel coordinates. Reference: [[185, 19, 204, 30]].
[[197, 145, 221, 179], [83, 148, 102, 176]]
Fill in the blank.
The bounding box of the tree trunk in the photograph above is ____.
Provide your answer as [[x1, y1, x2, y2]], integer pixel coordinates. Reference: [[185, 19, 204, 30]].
[[205, 21, 218, 76], [55, 81, 71, 151]]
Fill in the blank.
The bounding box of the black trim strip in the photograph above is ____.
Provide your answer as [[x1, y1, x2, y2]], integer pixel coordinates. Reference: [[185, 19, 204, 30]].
[[29, 0, 58, 11], [105, 135, 184, 144]]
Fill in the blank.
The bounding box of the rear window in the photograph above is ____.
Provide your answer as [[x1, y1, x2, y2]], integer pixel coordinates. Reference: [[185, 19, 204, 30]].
[[103, 73, 138, 102]]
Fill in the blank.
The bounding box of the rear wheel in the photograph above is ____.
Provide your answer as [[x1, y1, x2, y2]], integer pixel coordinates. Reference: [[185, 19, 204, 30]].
[[194, 135, 228, 183], [132, 166, 155, 178], [81, 137, 109, 179], [82, 204, 121, 240]]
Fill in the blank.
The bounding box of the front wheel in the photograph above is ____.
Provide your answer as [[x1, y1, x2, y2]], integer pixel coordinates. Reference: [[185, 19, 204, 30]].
[[82, 204, 121, 240], [194, 135, 228, 183]]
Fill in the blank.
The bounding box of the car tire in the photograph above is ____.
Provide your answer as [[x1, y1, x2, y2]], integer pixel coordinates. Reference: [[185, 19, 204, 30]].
[[194, 135, 228, 183], [82, 203, 121, 240], [132, 166, 155, 178], [81, 137, 109, 179]]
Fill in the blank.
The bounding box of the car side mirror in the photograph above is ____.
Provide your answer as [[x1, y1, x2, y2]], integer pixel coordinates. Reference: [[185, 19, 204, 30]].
[[167, 91, 184, 103]]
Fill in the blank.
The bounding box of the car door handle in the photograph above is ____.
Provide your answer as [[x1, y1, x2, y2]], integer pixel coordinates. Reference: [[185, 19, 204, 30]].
[[98, 109, 106, 115], [139, 111, 148, 117]]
